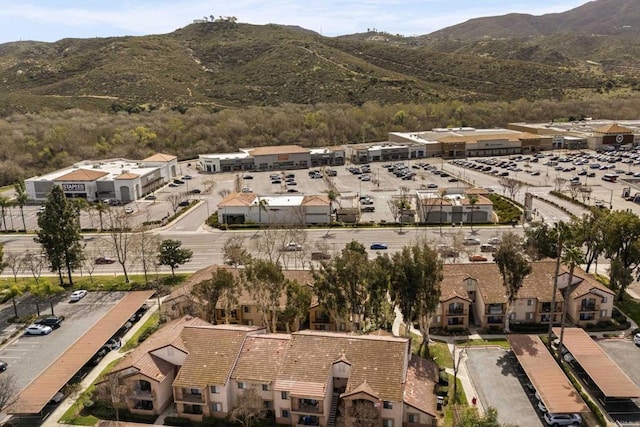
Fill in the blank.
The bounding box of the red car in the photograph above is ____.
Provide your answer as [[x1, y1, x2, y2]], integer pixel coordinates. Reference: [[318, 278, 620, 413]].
[[469, 254, 488, 262]]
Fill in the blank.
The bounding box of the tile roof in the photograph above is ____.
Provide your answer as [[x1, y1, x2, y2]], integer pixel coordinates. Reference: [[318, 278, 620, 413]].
[[55, 169, 109, 182], [217, 192, 257, 207], [552, 328, 640, 399], [173, 325, 262, 388], [274, 330, 409, 401], [115, 172, 140, 179], [595, 123, 633, 134], [342, 380, 380, 400], [301, 195, 330, 206], [567, 269, 614, 299], [404, 355, 438, 417], [232, 334, 291, 383], [442, 261, 567, 304], [248, 145, 310, 156], [142, 153, 177, 162], [109, 315, 211, 381]]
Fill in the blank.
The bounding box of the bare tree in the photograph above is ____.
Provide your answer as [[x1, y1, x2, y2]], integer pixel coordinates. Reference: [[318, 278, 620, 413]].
[[579, 186, 592, 204], [337, 399, 380, 427], [4, 252, 24, 286], [24, 250, 46, 315], [218, 188, 231, 198], [230, 387, 265, 427], [167, 193, 184, 215], [132, 222, 160, 286], [95, 373, 129, 423], [554, 177, 568, 193], [80, 247, 99, 283], [499, 177, 525, 200], [102, 210, 134, 283], [0, 373, 18, 411]]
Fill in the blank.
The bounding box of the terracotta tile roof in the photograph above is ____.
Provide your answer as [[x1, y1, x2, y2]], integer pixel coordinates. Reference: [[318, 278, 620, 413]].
[[465, 187, 491, 195], [567, 269, 614, 299], [553, 328, 640, 398], [142, 153, 177, 162], [508, 334, 588, 414], [440, 275, 472, 302], [232, 334, 291, 383], [342, 380, 380, 400], [173, 325, 262, 388], [274, 330, 409, 401], [115, 172, 140, 179], [109, 315, 211, 381], [56, 169, 109, 182], [594, 123, 633, 134], [404, 355, 438, 417], [301, 195, 330, 206], [248, 145, 310, 156], [9, 291, 154, 415], [217, 192, 257, 207], [442, 261, 568, 304]]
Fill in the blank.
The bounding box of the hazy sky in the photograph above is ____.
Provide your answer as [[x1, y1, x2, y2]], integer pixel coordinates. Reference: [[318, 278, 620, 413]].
[[0, 0, 588, 44]]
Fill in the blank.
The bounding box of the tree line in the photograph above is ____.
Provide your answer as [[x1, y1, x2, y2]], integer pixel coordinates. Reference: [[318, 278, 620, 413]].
[[2, 96, 640, 185]]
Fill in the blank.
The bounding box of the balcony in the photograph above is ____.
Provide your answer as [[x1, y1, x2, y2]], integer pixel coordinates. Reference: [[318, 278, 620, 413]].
[[447, 307, 466, 315], [132, 388, 153, 400], [580, 303, 598, 312], [486, 305, 504, 315], [176, 393, 204, 404], [292, 399, 323, 414]]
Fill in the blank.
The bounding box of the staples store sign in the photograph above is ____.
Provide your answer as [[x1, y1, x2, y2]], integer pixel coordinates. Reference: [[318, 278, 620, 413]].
[[61, 183, 86, 192]]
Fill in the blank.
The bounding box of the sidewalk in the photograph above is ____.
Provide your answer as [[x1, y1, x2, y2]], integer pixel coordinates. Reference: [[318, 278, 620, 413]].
[[41, 301, 160, 427]]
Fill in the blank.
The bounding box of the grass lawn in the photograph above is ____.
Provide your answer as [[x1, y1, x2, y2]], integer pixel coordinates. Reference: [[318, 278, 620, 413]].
[[454, 338, 511, 349], [428, 341, 454, 369]]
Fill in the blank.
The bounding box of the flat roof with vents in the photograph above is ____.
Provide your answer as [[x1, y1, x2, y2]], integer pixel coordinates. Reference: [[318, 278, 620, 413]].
[[553, 328, 640, 399], [508, 334, 588, 414], [8, 290, 154, 415]]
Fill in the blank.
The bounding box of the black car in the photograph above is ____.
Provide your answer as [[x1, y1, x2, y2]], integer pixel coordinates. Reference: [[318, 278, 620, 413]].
[[0, 360, 7, 372], [35, 315, 65, 329], [178, 200, 190, 207], [189, 188, 202, 194]]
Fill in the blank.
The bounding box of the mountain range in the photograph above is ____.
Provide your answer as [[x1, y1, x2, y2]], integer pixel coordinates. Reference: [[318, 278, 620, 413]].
[[0, 0, 639, 115]]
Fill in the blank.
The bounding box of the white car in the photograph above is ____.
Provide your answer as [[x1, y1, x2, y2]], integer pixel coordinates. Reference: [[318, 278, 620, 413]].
[[463, 237, 481, 246], [281, 243, 302, 252], [488, 237, 501, 245], [543, 413, 582, 426], [69, 290, 88, 302], [124, 206, 134, 214], [634, 333, 640, 346], [25, 324, 53, 335]]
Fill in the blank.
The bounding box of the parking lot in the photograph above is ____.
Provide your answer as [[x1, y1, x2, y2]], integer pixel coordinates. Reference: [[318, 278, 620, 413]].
[[0, 291, 127, 391], [596, 339, 640, 423], [465, 347, 543, 426]]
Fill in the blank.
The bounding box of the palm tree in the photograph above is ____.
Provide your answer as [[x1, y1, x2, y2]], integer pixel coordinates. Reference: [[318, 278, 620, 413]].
[[93, 202, 108, 232], [437, 190, 447, 236], [327, 189, 340, 223], [467, 194, 479, 231], [14, 180, 28, 232], [0, 196, 10, 231], [557, 246, 585, 363], [257, 197, 269, 226]]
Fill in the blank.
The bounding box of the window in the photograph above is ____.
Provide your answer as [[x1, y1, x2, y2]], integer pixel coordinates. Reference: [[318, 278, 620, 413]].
[[212, 402, 222, 412], [238, 382, 245, 390], [383, 419, 394, 427], [281, 391, 289, 400], [526, 312, 533, 320], [602, 296, 608, 304], [210, 385, 219, 394], [600, 309, 608, 318], [527, 299, 533, 306], [139, 380, 151, 392], [243, 306, 250, 313], [263, 400, 272, 409], [408, 414, 419, 423], [262, 384, 270, 391], [281, 409, 290, 418], [383, 401, 393, 409], [190, 388, 201, 395]]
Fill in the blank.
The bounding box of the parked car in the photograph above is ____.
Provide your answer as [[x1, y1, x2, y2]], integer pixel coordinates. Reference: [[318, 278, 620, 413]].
[[311, 252, 332, 261], [173, 179, 185, 185], [25, 324, 53, 335], [361, 206, 375, 213], [47, 392, 65, 405], [488, 237, 501, 245], [69, 289, 88, 302], [427, 183, 438, 188], [183, 175, 193, 180], [95, 256, 116, 264], [469, 254, 488, 262], [168, 183, 179, 187], [178, 200, 190, 207], [281, 243, 302, 252], [0, 360, 8, 372], [243, 175, 254, 180], [543, 412, 582, 426], [370, 243, 388, 250], [634, 333, 640, 346], [189, 188, 202, 194], [463, 237, 481, 246], [35, 315, 65, 329], [104, 337, 122, 351], [480, 244, 496, 253], [144, 194, 157, 200], [124, 206, 134, 214]]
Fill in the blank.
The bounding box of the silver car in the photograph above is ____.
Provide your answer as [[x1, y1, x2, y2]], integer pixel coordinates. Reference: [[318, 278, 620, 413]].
[[25, 324, 53, 335]]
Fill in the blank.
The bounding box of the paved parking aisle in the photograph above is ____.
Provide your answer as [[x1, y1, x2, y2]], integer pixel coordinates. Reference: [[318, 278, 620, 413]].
[[465, 347, 543, 426]]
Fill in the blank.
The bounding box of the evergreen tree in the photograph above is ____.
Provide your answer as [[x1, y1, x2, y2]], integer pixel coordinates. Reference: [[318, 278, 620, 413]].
[[37, 186, 83, 286], [157, 239, 193, 277]]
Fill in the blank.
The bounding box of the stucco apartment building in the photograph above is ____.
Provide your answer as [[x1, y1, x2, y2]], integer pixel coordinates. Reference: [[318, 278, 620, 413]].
[[431, 261, 615, 331], [102, 316, 439, 427]]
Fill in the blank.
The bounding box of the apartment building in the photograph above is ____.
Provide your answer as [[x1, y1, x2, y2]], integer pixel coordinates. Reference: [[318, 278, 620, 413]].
[[101, 319, 439, 427]]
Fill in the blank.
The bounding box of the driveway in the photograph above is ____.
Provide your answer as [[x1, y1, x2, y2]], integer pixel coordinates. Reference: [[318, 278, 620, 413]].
[[465, 347, 543, 426]]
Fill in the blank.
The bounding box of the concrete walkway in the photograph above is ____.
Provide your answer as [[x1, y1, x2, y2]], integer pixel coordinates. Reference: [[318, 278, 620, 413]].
[[40, 300, 160, 427]]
